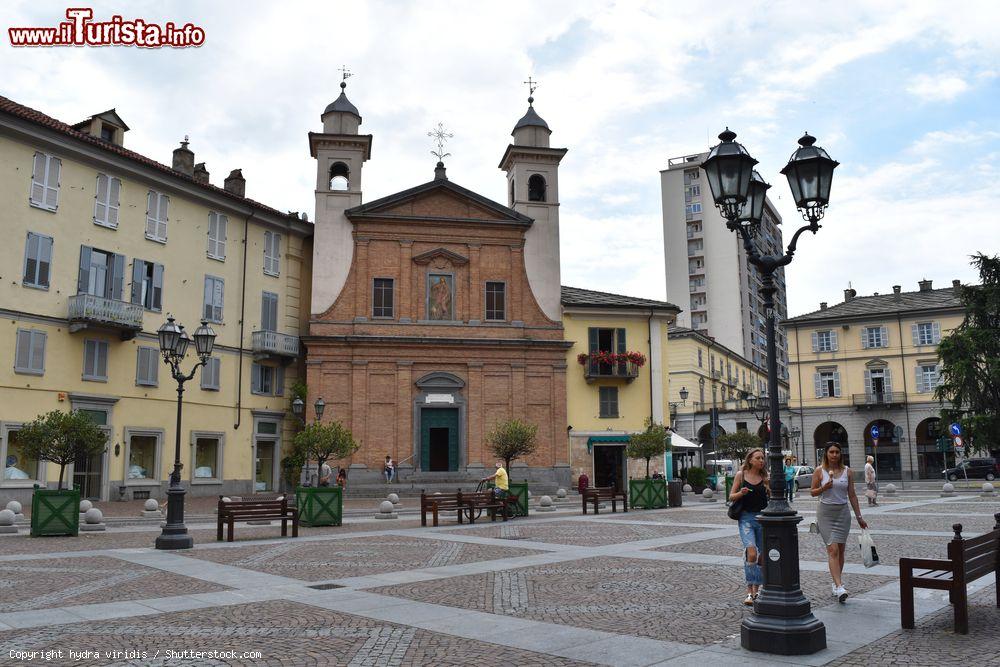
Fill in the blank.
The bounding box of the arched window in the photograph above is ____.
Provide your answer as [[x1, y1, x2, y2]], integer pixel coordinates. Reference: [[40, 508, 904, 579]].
[[329, 162, 350, 191], [528, 174, 546, 202]]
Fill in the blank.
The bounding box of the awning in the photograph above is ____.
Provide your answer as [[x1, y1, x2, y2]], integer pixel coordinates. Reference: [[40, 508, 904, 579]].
[[669, 432, 702, 450], [586, 434, 630, 453]]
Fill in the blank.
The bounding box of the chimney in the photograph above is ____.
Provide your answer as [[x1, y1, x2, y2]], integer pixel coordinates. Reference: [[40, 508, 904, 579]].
[[952, 279, 962, 296], [172, 137, 194, 176], [844, 288, 856, 302], [892, 285, 902, 301], [224, 169, 245, 197], [918, 279, 933, 292], [193, 162, 210, 184], [820, 302, 827, 311]]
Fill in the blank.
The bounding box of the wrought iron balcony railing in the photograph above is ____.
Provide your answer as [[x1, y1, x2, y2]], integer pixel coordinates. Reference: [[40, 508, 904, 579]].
[[852, 392, 907, 408], [583, 360, 640, 383], [251, 330, 299, 359], [68, 294, 143, 337]]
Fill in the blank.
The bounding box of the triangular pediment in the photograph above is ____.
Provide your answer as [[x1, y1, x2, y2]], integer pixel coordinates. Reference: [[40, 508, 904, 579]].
[[346, 178, 532, 226], [412, 247, 469, 266]]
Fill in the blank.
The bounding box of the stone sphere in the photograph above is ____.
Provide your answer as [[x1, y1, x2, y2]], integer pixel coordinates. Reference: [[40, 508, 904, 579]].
[[683, 484, 693, 493], [539, 495, 553, 507], [983, 482, 995, 493], [943, 482, 955, 493], [0, 509, 14, 526], [221, 497, 232, 503], [702, 488, 714, 499], [387, 493, 400, 504], [885, 483, 897, 494], [144, 499, 159, 511], [556, 488, 567, 499], [79, 499, 93, 513], [5, 500, 22, 514], [379, 500, 394, 513], [84, 508, 103, 524]]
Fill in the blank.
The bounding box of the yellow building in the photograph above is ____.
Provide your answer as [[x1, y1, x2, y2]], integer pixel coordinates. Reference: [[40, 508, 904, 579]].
[[783, 281, 965, 479], [0, 97, 312, 503], [561, 287, 679, 490], [667, 325, 792, 474]]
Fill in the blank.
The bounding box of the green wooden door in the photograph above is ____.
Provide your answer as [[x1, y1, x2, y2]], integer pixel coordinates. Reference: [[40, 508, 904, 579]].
[[421, 408, 459, 472]]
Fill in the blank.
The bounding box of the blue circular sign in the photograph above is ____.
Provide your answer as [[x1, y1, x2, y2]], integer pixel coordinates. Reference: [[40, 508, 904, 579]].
[[950, 422, 962, 436], [870, 425, 880, 440]]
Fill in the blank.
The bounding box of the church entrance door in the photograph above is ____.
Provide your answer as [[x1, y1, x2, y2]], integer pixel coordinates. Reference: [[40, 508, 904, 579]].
[[421, 408, 459, 472]]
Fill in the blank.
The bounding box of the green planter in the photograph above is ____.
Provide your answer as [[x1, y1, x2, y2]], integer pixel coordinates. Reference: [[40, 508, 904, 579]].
[[488, 480, 529, 517], [296, 486, 342, 527], [629, 478, 668, 509], [30, 485, 80, 537]]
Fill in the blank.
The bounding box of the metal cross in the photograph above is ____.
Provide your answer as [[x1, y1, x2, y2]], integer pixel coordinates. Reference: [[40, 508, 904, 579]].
[[338, 65, 353, 82], [523, 76, 538, 97], [428, 122, 453, 162]]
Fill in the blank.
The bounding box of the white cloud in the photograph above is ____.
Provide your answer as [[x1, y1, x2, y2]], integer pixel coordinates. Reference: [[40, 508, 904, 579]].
[[906, 74, 970, 102]]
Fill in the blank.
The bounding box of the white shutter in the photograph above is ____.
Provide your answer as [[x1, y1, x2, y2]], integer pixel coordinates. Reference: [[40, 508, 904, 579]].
[[44, 157, 60, 209], [213, 279, 224, 321], [814, 373, 823, 398], [157, 195, 168, 241], [861, 329, 869, 349], [30, 152, 46, 204], [207, 214, 217, 257], [880, 325, 889, 347], [146, 191, 157, 237], [915, 366, 925, 393], [108, 178, 121, 226], [251, 363, 261, 393], [932, 322, 941, 344], [833, 372, 841, 397], [911, 323, 919, 346], [15, 331, 30, 370], [830, 330, 838, 351], [864, 369, 872, 396], [884, 368, 893, 394], [84, 340, 96, 377], [218, 215, 227, 258], [95, 174, 108, 223], [811, 332, 819, 352]]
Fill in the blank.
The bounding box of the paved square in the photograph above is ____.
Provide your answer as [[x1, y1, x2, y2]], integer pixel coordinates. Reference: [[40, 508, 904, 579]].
[[449, 519, 705, 545]]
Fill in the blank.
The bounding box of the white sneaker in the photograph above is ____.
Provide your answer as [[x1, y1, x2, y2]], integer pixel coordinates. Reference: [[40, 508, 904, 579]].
[[835, 585, 848, 603]]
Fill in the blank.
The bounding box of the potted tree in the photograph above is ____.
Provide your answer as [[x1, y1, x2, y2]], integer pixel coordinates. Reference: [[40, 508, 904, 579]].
[[485, 418, 538, 517], [625, 420, 671, 509], [292, 420, 359, 526], [18, 410, 107, 537]]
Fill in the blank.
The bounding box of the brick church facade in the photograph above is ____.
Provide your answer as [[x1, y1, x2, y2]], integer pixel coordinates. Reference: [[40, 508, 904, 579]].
[[304, 83, 572, 484]]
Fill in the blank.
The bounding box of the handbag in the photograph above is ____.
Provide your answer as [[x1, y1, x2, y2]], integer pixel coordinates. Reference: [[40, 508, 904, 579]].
[[727, 485, 744, 520], [859, 528, 880, 568]]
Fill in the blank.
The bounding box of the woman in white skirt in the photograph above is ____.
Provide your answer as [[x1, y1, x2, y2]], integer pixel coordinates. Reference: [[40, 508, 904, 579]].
[[811, 442, 867, 602]]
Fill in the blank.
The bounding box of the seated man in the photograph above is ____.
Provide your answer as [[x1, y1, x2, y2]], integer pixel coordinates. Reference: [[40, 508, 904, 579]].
[[481, 460, 509, 504]]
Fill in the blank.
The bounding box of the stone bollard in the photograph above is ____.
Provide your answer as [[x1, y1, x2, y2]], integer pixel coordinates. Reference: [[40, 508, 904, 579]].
[[884, 483, 896, 496], [142, 498, 162, 518], [982, 482, 996, 498], [555, 488, 567, 502], [683, 484, 693, 494], [374, 500, 398, 520], [79, 499, 93, 524], [5, 500, 25, 523], [700, 488, 716, 503], [80, 507, 106, 532], [941, 482, 955, 497], [537, 495, 556, 512], [0, 509, 17, 534], [387, 492, 402, 509]]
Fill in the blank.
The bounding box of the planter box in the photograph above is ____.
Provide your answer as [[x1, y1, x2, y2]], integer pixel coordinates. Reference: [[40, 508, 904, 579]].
[[30, 485, 80, 537], [296, 486, 342, 527], [629, 478, 668, 509]]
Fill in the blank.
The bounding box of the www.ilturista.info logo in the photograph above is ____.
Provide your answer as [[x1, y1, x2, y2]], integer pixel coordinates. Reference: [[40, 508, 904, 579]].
[[9, 8, 205, 48]]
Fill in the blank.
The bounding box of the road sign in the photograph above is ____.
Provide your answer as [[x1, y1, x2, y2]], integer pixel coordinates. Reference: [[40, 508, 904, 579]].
[[950, 422, 962, 436], [953, 435, 963, 448], [870, 425, 880, 440]]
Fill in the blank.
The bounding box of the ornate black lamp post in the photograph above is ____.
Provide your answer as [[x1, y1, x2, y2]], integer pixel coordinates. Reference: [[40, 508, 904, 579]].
[[702, 128, 838, 655], [291, 397, 326, 426], [155, 316, 216, 550]]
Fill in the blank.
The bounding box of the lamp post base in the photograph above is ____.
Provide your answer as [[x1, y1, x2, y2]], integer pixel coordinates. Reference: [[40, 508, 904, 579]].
[[155, 484, 192, 550], [741, 613, 826, 655]]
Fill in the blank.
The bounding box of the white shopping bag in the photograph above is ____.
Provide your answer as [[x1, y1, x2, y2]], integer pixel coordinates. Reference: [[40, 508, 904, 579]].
[[859, 529, 879, 568]]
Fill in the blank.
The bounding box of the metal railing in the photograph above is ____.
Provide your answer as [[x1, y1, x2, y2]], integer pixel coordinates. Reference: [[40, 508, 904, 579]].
[[584, 360, 640, 382], [852, 392, 907, 407], [251, 330, 299, 358], [68, 294, 143, 330]]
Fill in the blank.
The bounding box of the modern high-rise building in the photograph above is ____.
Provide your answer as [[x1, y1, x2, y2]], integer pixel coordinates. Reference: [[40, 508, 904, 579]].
[[660, 152, 789, 382]]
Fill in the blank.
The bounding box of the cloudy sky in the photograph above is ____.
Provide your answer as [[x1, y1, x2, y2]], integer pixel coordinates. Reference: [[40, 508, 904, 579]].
[[3, 1, 997, 316]]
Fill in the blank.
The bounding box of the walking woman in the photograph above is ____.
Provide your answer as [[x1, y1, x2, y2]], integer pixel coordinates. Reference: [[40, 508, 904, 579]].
[[864, 455, 878, 506], [811, 442, 867, 602], [729, 448, 769, 606]]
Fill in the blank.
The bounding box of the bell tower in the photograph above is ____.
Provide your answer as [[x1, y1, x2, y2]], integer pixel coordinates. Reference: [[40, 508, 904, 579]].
[[309, 77, 372, 315], [498, 88, 567, 322]]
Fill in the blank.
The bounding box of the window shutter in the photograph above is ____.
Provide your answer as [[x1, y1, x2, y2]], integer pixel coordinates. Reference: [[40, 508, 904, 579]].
[[131, 260, 143, 304], [214, 279, 224, 320], [83, 341, 95, 377], [98, 342, 108, 377], [203, 278, 212, 320], [77, 246, 92, 294], [911, 323, 919, 345], [44, 158, 60, 209], [814, 373, 823, 398], [15, 331, 30, 370], [864, 369, 871, 395], [218, 215, 227, 257], [861, 329, 868, 349], [616, 328, 627, 353], [251, 363, 261, 393], [31, 152, 46, 204], [95, 174, 108, 223], [587, 328, 598, 353], [915, 366, 925, 393], [880, 325, 889, 347], [31, 331, 45, 372], [275, 366, 285, 396], [207, 214, 217, 256], [152, 264, 163, 311], [108, 177, 121, 226], [884, 368, 893, 394], [23, 233, 37, 284], [157, 195, 169, 241], [833, 372, 841, 397], [146, 191, 157, 237], [111, 253, 125, 300], [830, 330, 838, 351], [932, 322, 941, 344], [811, 332, 818, 351]]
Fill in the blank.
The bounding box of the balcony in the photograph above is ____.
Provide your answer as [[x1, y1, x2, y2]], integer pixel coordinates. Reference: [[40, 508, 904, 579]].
[[251, 330, 299, 362], [852, 392, 907, 409], [578, 352, 643, 383], [68, 294, 143, 340]]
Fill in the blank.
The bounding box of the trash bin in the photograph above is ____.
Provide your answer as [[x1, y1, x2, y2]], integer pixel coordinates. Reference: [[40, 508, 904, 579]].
[[667, 480, 683, 507], [725, 475, 735, 499]]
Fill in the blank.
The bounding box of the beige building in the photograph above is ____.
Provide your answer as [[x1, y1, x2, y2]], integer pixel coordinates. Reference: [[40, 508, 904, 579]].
[[660, 154, 789, 380], [783, 280, 965, 479], [0, 96, 312, 503]]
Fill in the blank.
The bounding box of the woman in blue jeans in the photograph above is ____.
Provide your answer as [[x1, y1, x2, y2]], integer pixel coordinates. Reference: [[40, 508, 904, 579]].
[[729, 448, 769, 605]]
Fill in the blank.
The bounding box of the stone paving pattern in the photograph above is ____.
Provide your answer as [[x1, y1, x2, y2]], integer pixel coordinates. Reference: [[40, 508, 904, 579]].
[[370, 555, 894, 645], [178, 535, 542, 581], [449, 520, 704, 545], [0, 600, 596, 667]]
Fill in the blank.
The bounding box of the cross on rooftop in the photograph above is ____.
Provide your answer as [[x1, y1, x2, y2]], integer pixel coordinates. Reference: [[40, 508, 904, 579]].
[[428, 122, 453, 162]]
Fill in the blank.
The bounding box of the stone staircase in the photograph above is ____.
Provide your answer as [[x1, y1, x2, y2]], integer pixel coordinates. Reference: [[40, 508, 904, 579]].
[[343, 471, 562, 499]]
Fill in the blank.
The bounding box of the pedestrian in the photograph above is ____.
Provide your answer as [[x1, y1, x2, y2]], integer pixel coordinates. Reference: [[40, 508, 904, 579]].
[[577, 471, 589, 495], [811, 442, 867, 603], [864, 455, 878, 506], [481, 461, 510, 514], [336, 467, 347, 489], [784, 457, 796, 503], [318, 461, 333, 487], [383, 455, 395, 484], [729, 447, 769, 606]]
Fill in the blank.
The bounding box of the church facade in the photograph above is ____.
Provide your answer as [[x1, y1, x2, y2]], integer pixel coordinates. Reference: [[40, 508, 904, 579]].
[[304, 84, 572, 485]]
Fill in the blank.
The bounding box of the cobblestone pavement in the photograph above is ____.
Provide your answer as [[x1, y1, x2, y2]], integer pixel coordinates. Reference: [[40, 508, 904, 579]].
[[0, 556, 229, 612], [450, 520, 704, 545], [177, 535, 542, 581], [370, 556, 893, 645], [861, 512, 998, 533], [0, 600, 595, 667]]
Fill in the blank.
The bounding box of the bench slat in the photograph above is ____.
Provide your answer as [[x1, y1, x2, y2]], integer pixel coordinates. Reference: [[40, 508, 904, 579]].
[[900, 557, 953, 571], [961, 538, 1000, 560]]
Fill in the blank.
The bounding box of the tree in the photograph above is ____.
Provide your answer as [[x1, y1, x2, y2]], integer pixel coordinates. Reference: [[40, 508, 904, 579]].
[[625, 419, 671, 478], [17, 410, 108, 490], [936, 254, 1000, 455], [290, 420, 360, 485], [716, 430, 762, 465], [485, 418, 538, 471]]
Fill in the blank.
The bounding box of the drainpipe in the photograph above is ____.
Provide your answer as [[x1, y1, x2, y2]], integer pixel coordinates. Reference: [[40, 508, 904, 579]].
[[233, 207, 255, 429], [896, 313, 914, 480], [648, 309, 655, 422]]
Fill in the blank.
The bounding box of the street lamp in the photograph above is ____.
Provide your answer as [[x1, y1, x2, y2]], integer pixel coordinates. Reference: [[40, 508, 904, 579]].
[[678, 387, 689, 404], [292, 397, 326, 426], [155, 316, 215, 550], [702, 129, 838, 655]]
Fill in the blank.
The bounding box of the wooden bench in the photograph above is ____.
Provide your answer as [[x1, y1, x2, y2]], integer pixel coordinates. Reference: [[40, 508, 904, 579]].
[[582, 486, 628, 514], [420, 489, 510, 527], [217, 495, 299, 542], [899, 513, 1000, 634]]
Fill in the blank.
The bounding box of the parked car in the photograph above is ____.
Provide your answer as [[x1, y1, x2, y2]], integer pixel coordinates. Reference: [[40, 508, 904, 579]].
[[793, 465, 815, 491], [942, 458, 999, 482]]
